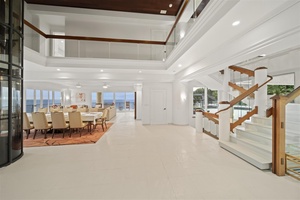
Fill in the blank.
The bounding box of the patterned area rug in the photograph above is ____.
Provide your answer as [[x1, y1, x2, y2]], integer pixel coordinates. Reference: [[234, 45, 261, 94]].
[[23, 123, 112, 147]]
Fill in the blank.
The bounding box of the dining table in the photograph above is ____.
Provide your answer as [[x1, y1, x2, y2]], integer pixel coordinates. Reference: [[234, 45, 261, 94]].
[[27, 112, 103, 133]]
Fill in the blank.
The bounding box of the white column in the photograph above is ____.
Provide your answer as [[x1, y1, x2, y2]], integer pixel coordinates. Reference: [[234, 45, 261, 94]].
[[195, 111, 203, 133], [254, 67, 268, 117], [218, 101, 231, 142], [173, 81, 189, 125]]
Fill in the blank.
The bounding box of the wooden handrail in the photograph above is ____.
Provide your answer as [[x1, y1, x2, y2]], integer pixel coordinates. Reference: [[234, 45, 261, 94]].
[[24, 20, 165, 45], [230, 106, 258, 131], [202, 111, 219, 124], [228, 65, 255, 77], [228, 82, 255, 98], [286, 86, 300, 103]]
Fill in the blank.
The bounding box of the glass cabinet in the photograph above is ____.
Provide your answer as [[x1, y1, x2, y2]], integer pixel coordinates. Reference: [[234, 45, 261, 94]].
[[0, 0, 24, 167]]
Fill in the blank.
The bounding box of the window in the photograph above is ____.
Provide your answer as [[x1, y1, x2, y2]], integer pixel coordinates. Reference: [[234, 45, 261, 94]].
[[91, 92, 97, 107], [54, 91, 61, 105], [103, 92, 114, 107], [193, 87, 205, 114], [42, 90, 49, 108], [35, 90, 41, 111], [126, 92, 134, 111], [25, 89, 34, 113], [207, 89, 218, 113], [115, 92, 125, 111]]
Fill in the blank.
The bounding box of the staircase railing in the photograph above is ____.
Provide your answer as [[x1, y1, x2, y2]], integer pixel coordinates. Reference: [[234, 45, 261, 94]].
[[268, 86, 300, 177], [200, 65, 273, 137]]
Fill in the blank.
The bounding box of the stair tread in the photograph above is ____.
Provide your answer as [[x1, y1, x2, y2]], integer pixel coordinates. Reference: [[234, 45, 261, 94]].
[[220, 141, 271, 163], [236, 126, 272, 140], [232, 135, 272, 152]]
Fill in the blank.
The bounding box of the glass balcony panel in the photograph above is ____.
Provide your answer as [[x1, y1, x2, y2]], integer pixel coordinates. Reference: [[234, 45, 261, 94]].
[[110, 43, 138, 60], [24, 25, 40, 53], [0, 0, 9, 25], [0, 77, 9, 165], [79, 40, 109, 58]]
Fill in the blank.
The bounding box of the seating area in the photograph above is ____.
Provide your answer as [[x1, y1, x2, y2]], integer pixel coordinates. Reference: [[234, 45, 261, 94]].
[[23, 110, 105, 139]]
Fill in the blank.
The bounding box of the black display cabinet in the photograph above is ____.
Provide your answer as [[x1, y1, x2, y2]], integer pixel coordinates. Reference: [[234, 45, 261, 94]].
[[0, 0, 24, 167]]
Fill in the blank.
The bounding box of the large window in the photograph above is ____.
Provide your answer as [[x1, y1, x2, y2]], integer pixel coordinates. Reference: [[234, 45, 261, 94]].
[[54, 91, 61, 105], [115, 92, 125, 111], [193, 87, 205, 114], [91, 92, 97, 107], [25, 89, 34, 113], [42, 90, 49, 108], [207, 89, 218, 113], [126, 92, 134, 111], [103, 92, 114, 107]]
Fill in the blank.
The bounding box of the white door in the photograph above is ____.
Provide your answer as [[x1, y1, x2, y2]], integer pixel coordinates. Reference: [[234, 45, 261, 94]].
[[151, 90, 167, 124]]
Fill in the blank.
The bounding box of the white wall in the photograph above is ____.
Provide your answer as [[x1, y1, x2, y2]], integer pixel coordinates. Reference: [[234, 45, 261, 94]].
[[172, 81, 189, 125], [142, 83, 172, 124]]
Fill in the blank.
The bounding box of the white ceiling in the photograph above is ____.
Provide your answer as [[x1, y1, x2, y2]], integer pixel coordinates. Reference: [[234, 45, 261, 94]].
[[24, 0, 300, 91]]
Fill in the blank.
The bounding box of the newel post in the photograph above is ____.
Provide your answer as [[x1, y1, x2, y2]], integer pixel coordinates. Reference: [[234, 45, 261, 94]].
[[218, 101, 231, 142], [195, 110, 203, 133], [271, 95, 287, 176]]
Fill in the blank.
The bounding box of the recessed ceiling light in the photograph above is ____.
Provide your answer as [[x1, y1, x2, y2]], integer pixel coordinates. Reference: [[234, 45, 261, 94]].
[[57, 68, 60, 71], [160, 10, 167, 14], [100, 69, 104, 72], [139, 71, 142, 73], [76, 83, 81, 88], [169, 4, 173, 8], [258, 54, 267, 57], [232, 20, 240, 26], [178, 64, 182, 67]]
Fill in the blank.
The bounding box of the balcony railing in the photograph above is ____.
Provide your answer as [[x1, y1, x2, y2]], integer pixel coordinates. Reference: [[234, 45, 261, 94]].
[[24, 0, 210, 61]]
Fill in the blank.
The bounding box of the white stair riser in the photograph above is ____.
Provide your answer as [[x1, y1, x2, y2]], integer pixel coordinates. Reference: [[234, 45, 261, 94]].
[[244, 123, 271, 136], [230, 136, 272, 158], [236, 129, 272, 146], [219, 141, 271, 170], [251, 116, 272, 126]]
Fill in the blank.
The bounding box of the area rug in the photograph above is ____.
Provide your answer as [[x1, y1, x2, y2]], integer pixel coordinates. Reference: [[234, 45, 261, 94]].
[[23, 123, 113, 147]]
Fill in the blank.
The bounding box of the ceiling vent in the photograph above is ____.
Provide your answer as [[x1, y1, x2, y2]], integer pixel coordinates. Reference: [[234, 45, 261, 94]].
[[160, 10, 167, 14]]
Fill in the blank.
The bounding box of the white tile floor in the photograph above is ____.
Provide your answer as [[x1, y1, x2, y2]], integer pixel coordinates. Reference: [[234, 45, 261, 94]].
[[0, 112, 299, 200]]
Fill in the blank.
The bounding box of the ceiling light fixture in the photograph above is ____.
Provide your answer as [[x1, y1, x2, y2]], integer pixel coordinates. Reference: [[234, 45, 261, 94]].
[[103, 83, 108, 89], [178, 64, 182, 67], [160, 10, 167, 14], [100, 69, 104, 72], [76, 83, 81, 88], [258, 54, 267, 57], [139, 71, 142, 73], [232, 20, 240, 26], [169, 4, 173, 8], [57, 68, 60, 71]]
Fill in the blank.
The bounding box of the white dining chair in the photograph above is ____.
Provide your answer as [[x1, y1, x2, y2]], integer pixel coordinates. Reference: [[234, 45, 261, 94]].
[[23, 112, 34, 139], [51, 111, 69, 138], [68, 111, 88, 137], [31, 112, 52, 139]]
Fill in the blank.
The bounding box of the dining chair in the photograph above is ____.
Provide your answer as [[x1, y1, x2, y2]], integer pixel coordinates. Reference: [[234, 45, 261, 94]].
[[23, 112, 34, 139], [51, 111, 69, 138], [94, 109, 108, 131], [38, 107, 48, 113], [68, 111, 88, 137], [31, 112, 52, 139]]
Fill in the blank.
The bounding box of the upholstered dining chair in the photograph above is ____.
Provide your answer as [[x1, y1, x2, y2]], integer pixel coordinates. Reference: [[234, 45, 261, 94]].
[[38, 107, 48, 113], [51, 111, 69, 138], [31, 112, 52, 139], [68, 111, 88, 137], [94, 108, 108, 131], [23, 112, 34, 139]]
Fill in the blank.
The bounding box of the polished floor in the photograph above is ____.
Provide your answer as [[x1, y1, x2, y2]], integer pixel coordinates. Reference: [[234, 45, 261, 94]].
[[0, 112, 299, 200]]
